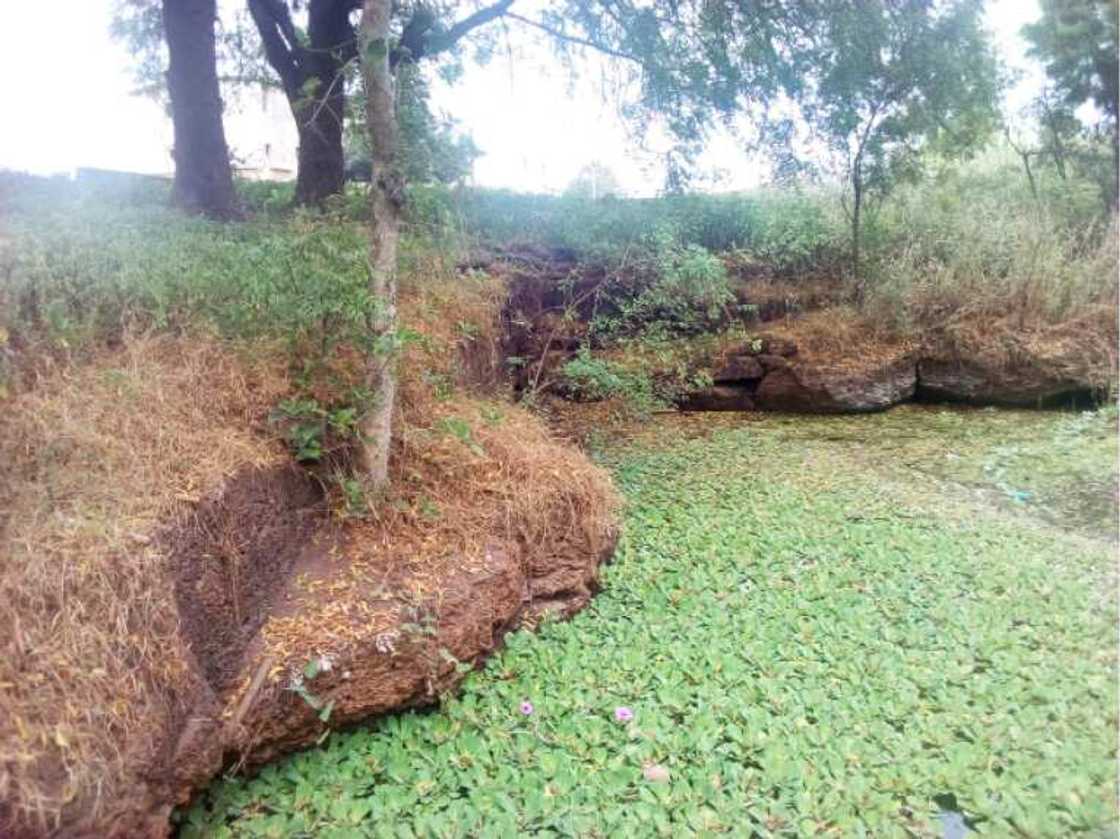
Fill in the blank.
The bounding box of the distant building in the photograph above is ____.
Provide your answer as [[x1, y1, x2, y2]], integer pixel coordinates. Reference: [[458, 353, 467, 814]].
[[226, 87, 298, 182]]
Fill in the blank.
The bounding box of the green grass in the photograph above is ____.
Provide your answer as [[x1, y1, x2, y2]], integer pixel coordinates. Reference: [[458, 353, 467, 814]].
[[182, 406, 1118, 838]]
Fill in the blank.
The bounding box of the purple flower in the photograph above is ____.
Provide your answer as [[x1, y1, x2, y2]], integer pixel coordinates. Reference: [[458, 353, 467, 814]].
[[614, 706, 634, 723], [519, 700, 534, 716]]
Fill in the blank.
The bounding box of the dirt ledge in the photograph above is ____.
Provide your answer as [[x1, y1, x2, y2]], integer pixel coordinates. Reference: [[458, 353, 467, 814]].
[[83, 440, 618, 837]]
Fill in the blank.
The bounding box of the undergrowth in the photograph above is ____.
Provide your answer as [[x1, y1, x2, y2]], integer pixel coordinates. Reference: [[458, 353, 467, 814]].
[[443, 145, 1116, 344]]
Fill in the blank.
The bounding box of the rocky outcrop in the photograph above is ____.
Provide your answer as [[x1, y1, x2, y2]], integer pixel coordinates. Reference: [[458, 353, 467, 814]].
[[674, 332, 1107, 414], [677, 384, 756, 411], [916, 356, 1104, 408], [754, 355, 917, 413], [675, 335, 916, 414]]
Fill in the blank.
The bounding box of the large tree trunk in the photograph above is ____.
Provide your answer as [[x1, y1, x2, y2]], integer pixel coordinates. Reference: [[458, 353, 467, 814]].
[[294, 0, 351, 205], [357, 0, 401, 488], [163, 0, 238, 219]]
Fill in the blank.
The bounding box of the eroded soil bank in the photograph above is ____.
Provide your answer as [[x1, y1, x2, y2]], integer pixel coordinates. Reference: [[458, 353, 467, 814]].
[[494, 249, 1114, 414], [123, 409, 619, 838], [0, 333, 620, 839]]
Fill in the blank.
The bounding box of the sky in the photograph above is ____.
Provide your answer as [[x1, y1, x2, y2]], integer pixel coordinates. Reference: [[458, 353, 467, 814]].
[[0, 0, 1045, 195]]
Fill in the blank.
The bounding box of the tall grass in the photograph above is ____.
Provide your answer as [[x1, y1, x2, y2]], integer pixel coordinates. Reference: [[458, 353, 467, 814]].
[[3, 143, 1114, 379], [433, 144, 1116, 336], [865, 149, 1117, 329]]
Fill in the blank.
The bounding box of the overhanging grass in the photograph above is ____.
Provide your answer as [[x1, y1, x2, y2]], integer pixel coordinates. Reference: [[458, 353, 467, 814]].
[[183, 407, 1118, 837]]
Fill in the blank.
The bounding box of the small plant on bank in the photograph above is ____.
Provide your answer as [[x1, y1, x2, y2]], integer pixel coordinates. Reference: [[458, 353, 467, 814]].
[[271, 396, 365, 464], [286, 656, 335, 723]]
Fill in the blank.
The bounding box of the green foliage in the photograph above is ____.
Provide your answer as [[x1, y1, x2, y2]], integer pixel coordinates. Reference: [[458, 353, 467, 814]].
[[271, 397, 363, 464], [443, 145, 1114, 333], [288, 658, 336, 724], [237, 179, 297, 215], [1, 177, 377, 358], [788, 0, 1001, 272], [1023, 0, 1119, 127], [346, 66, 481, 189], [558, 348, 662, 416], [111, 0, 273, 104], [181, 406, 1118, 837], [1021, 1, 1119, 207], [601, 233, 733, 338], [452, 187, 846, 274], [436, 416, 485, 457], [1, 176, 388, 446]]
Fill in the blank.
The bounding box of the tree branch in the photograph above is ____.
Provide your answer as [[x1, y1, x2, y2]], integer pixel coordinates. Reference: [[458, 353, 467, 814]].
[[504, 11, 640, 63], [391, 0, 517, 67], [247, 0, 305, 96], [431, 0, 517, 54]]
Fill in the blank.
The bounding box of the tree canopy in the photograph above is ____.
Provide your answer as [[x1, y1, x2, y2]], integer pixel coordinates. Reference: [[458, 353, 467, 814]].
[[1023, 0, 1119, 129], [780, 0, 1001, 274], [1022, 0, 1119, 207]]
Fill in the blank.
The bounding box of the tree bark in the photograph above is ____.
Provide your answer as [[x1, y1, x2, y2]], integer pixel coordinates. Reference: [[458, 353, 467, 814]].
[[1020, 150, 1038, 201], [851, 165, 863, 284], [294, 0, 352, 204], [358, 0, 401, 488], [163, 0, 239, 219]]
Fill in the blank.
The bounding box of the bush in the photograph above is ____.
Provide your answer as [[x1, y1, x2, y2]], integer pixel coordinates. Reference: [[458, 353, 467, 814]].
[[1, 180, 377, 358], [589, 231, 735, 340], [558, 348, 663, 416], [863, 148, 1118, 327]]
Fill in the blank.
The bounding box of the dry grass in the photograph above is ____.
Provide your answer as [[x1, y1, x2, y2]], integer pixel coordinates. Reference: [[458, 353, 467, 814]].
[[259, 391, 619, 667], [759, 306, 916, 372], [0, 335, 289, 833], [259, 266, 619, 667], [868, 213, 1119, 339], [920, 306, 1119, 390]]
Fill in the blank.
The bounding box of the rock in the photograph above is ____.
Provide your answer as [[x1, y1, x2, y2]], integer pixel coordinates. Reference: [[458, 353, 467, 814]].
[[755, 357, 916, 413], [916, 357, 1104, 408], [755, 354, 791, 372], [677, 384, 755, 412], [712, 356, 764, 382]]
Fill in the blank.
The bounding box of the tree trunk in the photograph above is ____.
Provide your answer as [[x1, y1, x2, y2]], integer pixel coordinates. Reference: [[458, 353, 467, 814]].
[[294, 0, 351, 205], [162, 0, 238, 219], [295, 104, 346, 205], [1110, 123, 1119, 211], [358, 0, 401, 489], [851, 169, 863, 284], [1020, 150, 1038, 202]]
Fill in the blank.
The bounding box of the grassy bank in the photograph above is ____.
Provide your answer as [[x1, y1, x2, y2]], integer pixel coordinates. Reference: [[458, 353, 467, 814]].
[[183, 405, 1118, 837]]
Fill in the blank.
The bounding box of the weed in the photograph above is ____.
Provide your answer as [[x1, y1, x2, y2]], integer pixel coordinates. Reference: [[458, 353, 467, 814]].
[[286, 657, 336, 723], [558, 347, 663, 417]]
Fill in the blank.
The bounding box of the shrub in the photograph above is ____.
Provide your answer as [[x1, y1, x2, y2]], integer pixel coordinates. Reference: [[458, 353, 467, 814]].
[[590, 232, 735, 340], [559, 348, 662, 415]]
